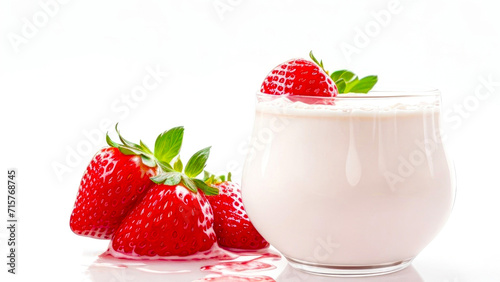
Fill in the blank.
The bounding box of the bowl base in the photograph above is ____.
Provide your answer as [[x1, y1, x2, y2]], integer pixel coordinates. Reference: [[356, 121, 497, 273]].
[[285, 256, 413, 277]]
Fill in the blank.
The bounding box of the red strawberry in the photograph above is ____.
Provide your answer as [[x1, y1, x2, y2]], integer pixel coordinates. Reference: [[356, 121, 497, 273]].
[[262, 51, 379, 97], [110, 147, 220, 258], [70, 126, 159, 239], [261, 58, 337, 97], [206, 173, 269, 250], [110, 183, 217, 258]]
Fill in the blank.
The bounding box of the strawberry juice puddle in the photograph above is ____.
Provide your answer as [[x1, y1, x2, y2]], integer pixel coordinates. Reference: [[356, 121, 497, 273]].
[[87, 245, 282, 281]]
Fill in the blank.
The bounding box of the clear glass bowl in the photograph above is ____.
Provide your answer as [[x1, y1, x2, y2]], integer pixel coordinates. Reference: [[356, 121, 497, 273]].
[[241, 91, 455, 277]]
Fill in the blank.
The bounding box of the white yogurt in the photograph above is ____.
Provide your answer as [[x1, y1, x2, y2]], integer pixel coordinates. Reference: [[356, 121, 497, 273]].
[[241, 93, 455, 268]]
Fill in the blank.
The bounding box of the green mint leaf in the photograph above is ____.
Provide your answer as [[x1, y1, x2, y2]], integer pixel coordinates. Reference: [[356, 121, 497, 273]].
[[336, 78, 347, 93], [106, 132, 120, 148], [309, 51, 378, 95], [154, 126, 184, 164], [174, 157, 183, 172], [141, 154, 156, 167], [344, 77, 359, 93], [192, 179, 219, 196], [330, 70, 347, 82], [181, 175, 197, 193], [184, 147, 211, 178], [332, 70, 378, 94], [349, 75, 378, 93], [227, 172, 232, 182], [337, 71, 356, 83]]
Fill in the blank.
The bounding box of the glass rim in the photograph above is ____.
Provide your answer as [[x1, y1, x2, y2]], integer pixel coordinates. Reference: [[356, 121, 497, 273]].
[[256, 89, 441, 100]]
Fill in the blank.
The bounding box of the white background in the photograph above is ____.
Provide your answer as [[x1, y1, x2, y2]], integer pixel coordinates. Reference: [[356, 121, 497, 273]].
[[1, 0, 499, 281]]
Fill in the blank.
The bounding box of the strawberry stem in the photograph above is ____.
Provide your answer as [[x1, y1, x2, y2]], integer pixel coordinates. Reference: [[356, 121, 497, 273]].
[[309, 51, 378, 94]]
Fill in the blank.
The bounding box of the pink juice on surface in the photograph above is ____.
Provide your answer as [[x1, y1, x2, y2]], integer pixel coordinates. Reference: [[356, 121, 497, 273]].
[[241, 92, 455, 276]]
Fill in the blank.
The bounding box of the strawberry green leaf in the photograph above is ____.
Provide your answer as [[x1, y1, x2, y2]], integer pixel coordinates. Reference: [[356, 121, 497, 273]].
[[115, 124, 142, 150], [309, 51, 322, 69], [140, 140, 153, 155], [349, 75, 378, 93], [118, 146, 142, 156], [184, 147, 211, 178], [158, 160, 175, 173], [208, 175, 215, 184], [309, 51, 320, 66], [174, 157, 183, 172], [141, 154, 156, 168], [152, 172, 182, 185], [181, 175, 198, 193], [202, 171, 232, 185], [203, 171, 216, 185], [309, 51, 328, 74], [192, 179, 219, 196], [150, 173, 168, 184], [106, 132, 120, 148], [203, 171, 211, 181], [165, 172, 182, 186], [150, 172, 180, 184], [336, 78, 347, 93], [154, 126, 184, 164]]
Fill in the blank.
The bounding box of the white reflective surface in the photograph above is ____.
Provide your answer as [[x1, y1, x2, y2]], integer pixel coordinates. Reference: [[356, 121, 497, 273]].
[[1, 238, 497, 282]]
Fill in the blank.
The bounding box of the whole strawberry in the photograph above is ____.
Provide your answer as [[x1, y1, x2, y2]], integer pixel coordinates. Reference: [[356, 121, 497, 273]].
[[70, 125, 184, 239], [261, 51, 378, 96], [205, 173, 269, 250], [261, 56, 337, 97], [110, 183, 216, 257], [109, 147, 220, 258]]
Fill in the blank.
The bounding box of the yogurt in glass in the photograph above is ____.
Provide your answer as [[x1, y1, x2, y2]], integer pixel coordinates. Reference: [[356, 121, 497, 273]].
[[241, 91, 455, 276]]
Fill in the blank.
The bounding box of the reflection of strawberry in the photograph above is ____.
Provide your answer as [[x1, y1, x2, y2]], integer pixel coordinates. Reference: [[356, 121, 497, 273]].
[[205, 173, 269, 250], [110, 147, 219, 258], [70, 127, 158, 239]]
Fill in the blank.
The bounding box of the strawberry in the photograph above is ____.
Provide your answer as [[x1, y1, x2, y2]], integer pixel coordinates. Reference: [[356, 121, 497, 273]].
[[70, 125, 185, 239], [261, 51, 378, 96], [110, 183, 216, 257], [205, 173, 269, 250], [70, 127, 158, 239], [261, 56, 337, 97], [109, 146, 220, 258]]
